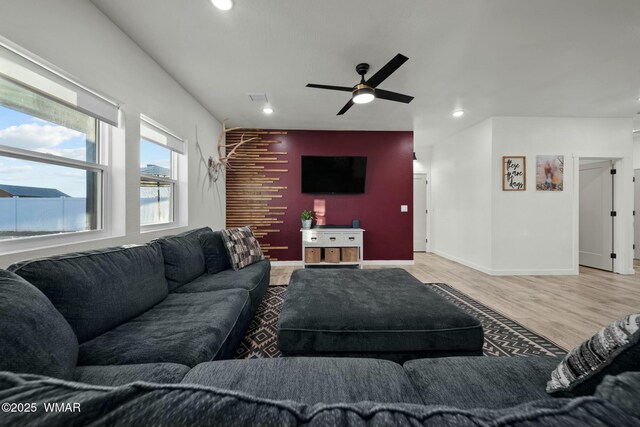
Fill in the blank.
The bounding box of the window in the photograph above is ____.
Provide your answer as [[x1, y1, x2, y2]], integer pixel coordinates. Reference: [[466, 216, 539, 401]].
[[0, 77, 104, 240], [139, 116, 185, 227], [0, 41, 119, 247]]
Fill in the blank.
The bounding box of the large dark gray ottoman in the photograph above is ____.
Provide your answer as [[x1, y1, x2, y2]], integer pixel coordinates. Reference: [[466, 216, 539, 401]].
[[277, 268, 483, 362]]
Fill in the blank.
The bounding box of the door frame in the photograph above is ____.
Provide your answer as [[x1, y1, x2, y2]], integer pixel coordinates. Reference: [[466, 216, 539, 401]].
[[413, 173, 431, 253], [634, 169, 640, 259], [578, 159, 614, 271], [572, 153, 634, 274], [426, 172, 431, 253]]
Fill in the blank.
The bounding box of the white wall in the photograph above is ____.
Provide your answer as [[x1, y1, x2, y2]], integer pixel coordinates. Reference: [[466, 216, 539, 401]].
[[430, 119, 493, 272], [429, 116, 633, 275], [412, 128, 432, 174], [0, 0, 224, 267], [491, 117, 633, 275]]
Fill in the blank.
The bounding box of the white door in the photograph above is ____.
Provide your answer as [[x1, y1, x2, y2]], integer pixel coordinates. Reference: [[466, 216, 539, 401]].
[[413, 174, 427, 251], [635, 169, 640, 259], [579, 161, 613, 271]]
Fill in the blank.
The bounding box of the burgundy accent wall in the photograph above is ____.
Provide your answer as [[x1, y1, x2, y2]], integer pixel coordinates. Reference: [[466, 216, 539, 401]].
[[258, 130, 413, 261]]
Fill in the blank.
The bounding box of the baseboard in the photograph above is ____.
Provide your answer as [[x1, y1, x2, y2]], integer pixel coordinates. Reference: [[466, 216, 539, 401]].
[[270, 261, 304, 267], [362, 260, 415, 266], [431, 250, 493, 275], [433, 250, 579, 276], [271, 260, 415, 266], [488, 268, 578, 276]]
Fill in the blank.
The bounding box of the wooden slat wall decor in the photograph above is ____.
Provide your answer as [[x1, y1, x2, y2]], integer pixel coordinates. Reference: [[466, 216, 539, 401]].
[[225, 130, 288, 260]]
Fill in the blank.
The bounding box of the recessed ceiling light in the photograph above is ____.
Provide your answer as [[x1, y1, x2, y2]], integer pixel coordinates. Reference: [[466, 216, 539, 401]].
[[211, 0, 233, 11], [262, 106, 273, 115], [452, 110, 465, 118]]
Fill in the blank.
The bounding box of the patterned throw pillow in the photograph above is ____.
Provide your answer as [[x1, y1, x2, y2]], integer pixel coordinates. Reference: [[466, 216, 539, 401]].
[[546, 314, 640, 396], [221, 226, 264, 270]]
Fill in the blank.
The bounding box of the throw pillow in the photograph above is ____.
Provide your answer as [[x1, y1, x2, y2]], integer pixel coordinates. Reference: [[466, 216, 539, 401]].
[[546, 313, 640, 396], [199, 230, 232, 274], [221, 226, 264, 270]]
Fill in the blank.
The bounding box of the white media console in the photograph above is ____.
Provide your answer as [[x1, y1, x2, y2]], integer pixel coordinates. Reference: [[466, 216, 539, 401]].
[[301, 228, 365, 268]]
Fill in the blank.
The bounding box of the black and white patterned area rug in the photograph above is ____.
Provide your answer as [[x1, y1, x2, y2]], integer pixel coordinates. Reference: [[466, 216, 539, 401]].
[[428, 284, 566, 357], [235, 286, 287, 359], [234, 284, 567, 359]]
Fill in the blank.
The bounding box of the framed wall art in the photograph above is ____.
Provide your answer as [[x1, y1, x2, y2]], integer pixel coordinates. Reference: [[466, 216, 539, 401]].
[[536, 155, 564, 191], [502, 156, 526, 191]]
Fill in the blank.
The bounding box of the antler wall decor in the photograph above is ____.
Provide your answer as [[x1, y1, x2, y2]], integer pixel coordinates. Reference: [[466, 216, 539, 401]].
[[207, 120, 257, 182]]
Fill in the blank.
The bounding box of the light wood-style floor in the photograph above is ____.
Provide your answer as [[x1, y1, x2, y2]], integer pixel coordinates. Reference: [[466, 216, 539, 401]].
[[271, 253, 640, 350]]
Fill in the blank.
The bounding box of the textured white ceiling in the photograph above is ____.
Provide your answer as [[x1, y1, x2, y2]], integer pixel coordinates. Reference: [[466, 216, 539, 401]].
[[91, 0, 640, 145]]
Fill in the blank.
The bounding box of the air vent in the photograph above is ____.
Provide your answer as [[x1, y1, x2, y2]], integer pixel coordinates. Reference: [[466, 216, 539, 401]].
[[248, 93, 268, 102]]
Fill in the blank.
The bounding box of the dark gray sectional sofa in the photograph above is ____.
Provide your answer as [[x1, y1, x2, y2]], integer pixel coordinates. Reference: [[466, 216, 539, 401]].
[[3, 226, 270, 385], [0, 227, 639, 426]]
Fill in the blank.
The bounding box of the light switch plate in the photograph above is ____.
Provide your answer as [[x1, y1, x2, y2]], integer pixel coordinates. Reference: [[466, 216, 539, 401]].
[[401, 205, 408, 212]]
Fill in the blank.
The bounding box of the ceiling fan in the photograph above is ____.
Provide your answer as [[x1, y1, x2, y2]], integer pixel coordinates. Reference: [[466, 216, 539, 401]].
[[306, 53, 414, 115]]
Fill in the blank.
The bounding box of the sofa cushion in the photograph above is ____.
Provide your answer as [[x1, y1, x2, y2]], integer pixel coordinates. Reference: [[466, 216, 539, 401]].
[[404, 356, 562, 409], [74, 363, 190, 386], [1, 371, 639, 427], [78, 289, 251, 367], [0, 270, 78, 380], [199, 230, 231, 274], [595, 372, 640, 418], [547, 313, 640, 396], [156, 227, 209, 291], [221, 226, 264, 270], [182, 357, 423, 404], [172, 259, 270, 312], [8, 244, 168, 343]]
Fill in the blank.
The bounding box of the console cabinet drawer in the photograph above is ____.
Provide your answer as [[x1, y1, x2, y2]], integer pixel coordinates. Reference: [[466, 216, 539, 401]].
[[324, 234, 340, 245], [302, 230, 324, 246], [321, 233, 361, 246], [338, 233, 362, 246]]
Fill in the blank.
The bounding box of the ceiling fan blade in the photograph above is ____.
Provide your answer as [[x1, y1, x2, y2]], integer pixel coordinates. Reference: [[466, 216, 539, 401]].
[[365, 54, 409, 88], [374, 89, 414, 104], [306, 83, 353, 92], [337, 99, 354, 115]]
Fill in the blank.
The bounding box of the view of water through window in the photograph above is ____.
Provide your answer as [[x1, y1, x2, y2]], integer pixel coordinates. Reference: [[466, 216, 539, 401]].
[[0, 77, 101, 240], [139, 138, 173, 225]]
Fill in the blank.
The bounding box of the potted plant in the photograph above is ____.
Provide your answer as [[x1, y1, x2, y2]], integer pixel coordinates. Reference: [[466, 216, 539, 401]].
[[301, 210, 314, 229]]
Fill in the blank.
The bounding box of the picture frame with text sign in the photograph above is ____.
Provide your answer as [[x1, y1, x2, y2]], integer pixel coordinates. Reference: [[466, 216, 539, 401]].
[[502, 156, 526, 191]]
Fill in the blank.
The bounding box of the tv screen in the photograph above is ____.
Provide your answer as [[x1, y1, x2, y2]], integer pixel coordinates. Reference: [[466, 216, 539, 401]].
[[301, 156, 367, 194]]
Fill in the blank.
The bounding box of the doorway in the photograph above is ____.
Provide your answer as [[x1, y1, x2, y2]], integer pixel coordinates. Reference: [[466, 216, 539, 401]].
[[635, 169, 640, 260], [413, 174, 427, 252], [579, 160, 614, 271]]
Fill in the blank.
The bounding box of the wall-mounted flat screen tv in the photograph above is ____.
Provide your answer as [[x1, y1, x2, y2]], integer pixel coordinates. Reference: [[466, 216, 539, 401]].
[[301, 156, 367, 194]]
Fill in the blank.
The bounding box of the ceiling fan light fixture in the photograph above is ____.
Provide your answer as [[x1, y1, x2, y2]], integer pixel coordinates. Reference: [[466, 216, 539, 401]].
[[352, 84, 375, 104], [211, 0, 233, 10]]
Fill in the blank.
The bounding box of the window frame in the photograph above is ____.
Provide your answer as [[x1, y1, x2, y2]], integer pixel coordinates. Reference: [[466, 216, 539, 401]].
[[0, 38, 121, 255], [139, 117, 185, 232], [0, 122, 113, 253]]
